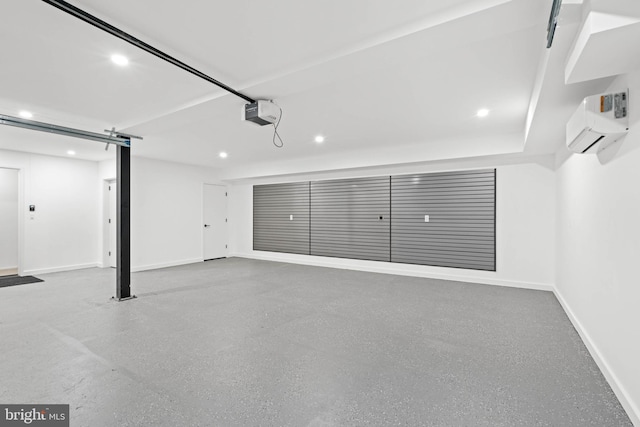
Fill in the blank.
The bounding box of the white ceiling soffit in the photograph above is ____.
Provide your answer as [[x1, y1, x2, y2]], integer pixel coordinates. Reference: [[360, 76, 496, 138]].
[[217, 132, 526, 181], [524, 0, 640, 154], [565, 11, 640, 84], [0, 0, 548, 170], [523, 2, 614, 155]]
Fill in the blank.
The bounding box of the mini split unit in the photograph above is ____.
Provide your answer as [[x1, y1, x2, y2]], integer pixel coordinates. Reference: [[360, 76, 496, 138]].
[[566, 91, 629, 154]]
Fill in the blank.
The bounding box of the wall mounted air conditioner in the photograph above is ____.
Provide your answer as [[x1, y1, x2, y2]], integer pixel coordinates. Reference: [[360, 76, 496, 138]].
[[566, 91, 629, 154]]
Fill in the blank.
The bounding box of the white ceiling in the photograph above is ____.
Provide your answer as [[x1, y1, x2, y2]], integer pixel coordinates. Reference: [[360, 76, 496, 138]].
[[0, 0, 619, 178]]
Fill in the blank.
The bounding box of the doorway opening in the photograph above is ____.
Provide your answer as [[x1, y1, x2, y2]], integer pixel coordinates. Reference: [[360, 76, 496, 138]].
[[203, 184, 227, 260], [105, 179, 117, 268], [0, 168, 19, 276]]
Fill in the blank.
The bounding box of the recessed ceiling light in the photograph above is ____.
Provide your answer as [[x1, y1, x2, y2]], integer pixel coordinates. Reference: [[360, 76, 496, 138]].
[[314, 135, 325, 143], [19, 111, 33, 119], [477, 108, 490, 118], [110, 54, 129, 66], [67, 150, 76, 156], [219, 152, 228, 159]]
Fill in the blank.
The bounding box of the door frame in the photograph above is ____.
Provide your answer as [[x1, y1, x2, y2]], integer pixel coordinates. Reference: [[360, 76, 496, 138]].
[[202, 183, 228, 260], [101, 178, 116, 267], [0, 167, 23, 275]]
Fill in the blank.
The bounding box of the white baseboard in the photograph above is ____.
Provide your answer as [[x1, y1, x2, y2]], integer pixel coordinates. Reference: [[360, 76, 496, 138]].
[[131, 257, 203, 273], [24, 263, 99, 275], [554, 288, 640, 427], [229, 251, 554, 292], [24, 258, 205, 275]]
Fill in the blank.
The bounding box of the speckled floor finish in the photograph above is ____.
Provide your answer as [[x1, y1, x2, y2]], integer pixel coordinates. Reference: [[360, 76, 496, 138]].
[[0, 258, 631, 426]]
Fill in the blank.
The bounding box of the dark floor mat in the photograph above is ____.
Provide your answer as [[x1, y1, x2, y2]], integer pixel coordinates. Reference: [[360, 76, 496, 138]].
[[0, 275, 44, 288]]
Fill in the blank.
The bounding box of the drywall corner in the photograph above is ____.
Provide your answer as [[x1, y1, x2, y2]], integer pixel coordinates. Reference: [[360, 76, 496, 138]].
[[553, 287, 640, 426]]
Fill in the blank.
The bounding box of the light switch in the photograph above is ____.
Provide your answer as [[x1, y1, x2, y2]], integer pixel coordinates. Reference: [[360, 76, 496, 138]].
[[424, 215, 430, 222], [289, 214, 294, 221]]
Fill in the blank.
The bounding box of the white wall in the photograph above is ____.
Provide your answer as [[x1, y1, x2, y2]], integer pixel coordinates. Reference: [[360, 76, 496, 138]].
[[0, 168, 19, 269], [0, 149, 223, 275], [555, 70, 640, 425], [99, 156, 223, 271], [228, 156, 556, 290], [0, 150, 99, 274]]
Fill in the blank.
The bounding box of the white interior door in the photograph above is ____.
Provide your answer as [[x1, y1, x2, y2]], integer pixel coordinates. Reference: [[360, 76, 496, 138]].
[[0, 168, 19, 276], [108, 180, 117, 267], [203, 184, 227, 260]]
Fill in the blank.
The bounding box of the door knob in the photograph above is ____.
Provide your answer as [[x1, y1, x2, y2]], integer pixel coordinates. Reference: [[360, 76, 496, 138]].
[[204, 224, 211, 228]]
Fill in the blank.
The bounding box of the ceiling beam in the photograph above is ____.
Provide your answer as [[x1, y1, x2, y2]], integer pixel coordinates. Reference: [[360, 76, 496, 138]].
[[0, 114, 133, 147]]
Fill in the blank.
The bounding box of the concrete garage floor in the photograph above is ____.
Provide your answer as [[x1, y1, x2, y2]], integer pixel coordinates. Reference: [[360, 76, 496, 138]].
[[0, 258, 632, 426]]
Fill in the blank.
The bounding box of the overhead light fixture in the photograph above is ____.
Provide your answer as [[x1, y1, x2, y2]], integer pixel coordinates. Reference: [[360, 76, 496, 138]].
[[314, 135, 325, 143], [110, 54, 129, 66], [67, 150, 76, 156], [219, 152, 228, 159], [19, 111, 33, 119], [476, 108, 490, 118]]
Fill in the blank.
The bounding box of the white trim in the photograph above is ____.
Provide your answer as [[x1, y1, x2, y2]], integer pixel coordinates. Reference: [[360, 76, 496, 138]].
[[17, 168, 25, 277], [101, 179, 116, 269], [202, 182, 229, 261], [230, 251, 554, 292], [24, 263, 99, 275], [131, 258, 203, 273], [554, 288, 640, 426]]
